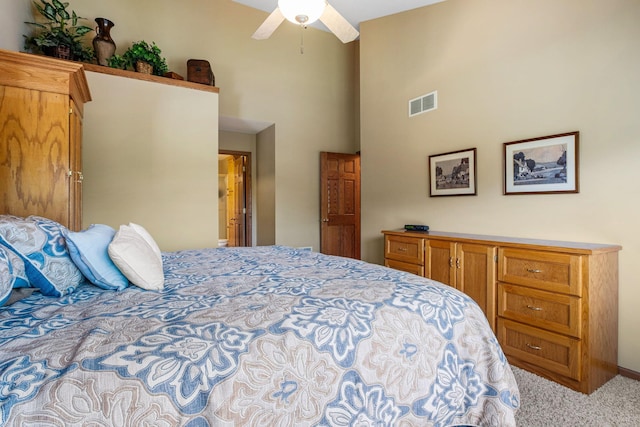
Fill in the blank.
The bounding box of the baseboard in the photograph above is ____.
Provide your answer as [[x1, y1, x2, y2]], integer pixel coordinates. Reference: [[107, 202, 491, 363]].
[[619, 366, 640, 381]]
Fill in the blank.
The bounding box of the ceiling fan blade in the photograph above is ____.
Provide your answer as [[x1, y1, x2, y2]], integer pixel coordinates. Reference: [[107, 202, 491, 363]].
[[252, 7, 285, 40], [319, 4, 359, 43]]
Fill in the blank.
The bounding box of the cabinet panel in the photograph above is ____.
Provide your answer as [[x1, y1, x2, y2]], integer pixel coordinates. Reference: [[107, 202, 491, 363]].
[[458, 243, 497, 329], [0, 87, 71, 227], [426, 239, 454, 285]]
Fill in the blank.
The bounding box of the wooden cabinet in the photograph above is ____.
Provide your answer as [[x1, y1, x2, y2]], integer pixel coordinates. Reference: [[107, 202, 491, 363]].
[[382, 229, 621, 394], [0, 50, 91, 230]]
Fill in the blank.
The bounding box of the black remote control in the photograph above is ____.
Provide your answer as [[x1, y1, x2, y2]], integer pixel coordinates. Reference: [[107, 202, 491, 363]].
[[404, 224, 429, 232]]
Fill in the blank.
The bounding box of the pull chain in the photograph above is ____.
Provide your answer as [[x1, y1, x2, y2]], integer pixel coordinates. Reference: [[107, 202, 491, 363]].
[[299, 25, 305, 54]]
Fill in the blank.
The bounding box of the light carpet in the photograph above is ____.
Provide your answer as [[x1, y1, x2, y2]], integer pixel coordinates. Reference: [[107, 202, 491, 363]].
[[512, 366, 640, 426]]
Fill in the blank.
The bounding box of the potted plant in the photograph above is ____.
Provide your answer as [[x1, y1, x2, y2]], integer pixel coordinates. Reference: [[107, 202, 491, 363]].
[[114, 40, 169, 76], [23, 0, 93, 62]]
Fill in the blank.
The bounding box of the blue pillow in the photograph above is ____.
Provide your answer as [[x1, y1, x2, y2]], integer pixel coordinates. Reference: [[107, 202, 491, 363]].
[[65, 224, 129, 291], [0, 215, 84, 297]]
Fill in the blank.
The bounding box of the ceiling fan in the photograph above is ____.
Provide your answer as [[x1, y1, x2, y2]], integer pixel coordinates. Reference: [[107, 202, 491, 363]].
[[252, 0, 359, 44]]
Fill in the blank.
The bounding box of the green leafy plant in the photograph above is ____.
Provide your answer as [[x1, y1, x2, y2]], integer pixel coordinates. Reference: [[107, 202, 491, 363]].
[[119, 41, 169, 76], [23, 0, 93, 62], [107, 54, 127, 70]]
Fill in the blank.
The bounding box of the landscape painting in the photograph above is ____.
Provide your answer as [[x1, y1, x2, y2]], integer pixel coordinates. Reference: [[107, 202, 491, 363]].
[[429, 148, 477, 197], [504, 131, 579, 195]]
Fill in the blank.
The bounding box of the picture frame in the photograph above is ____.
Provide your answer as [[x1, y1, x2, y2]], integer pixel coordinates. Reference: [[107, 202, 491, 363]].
[[504, 131, 579, 195], [429, 148, 477, 197]]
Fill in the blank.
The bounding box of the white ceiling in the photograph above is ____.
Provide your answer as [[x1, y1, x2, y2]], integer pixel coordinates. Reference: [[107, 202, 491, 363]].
[[233, 0, 446, 32]]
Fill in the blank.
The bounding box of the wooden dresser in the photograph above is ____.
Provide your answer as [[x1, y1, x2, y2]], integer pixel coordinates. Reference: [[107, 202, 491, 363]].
[[382, 229, 621, 394], [0, 49, 91, 230]]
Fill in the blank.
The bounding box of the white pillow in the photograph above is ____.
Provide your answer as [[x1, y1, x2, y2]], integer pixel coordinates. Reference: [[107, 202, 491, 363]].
[[129, 223, 162, 262], [108, 224, 164, 291]]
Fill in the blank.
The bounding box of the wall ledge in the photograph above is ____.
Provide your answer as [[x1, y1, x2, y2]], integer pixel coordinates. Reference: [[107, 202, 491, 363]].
[[83, 63, 219, 94]]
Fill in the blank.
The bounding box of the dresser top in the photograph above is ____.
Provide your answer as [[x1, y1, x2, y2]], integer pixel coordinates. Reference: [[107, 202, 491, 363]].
[[382, 229, 622, 254]]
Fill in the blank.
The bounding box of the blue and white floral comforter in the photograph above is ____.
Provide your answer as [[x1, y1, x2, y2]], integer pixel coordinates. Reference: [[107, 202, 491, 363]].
[[0, 246, 519, 426]]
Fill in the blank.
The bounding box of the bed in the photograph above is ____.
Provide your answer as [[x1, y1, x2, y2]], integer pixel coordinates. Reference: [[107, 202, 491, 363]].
[[0, 216, 519, 426]]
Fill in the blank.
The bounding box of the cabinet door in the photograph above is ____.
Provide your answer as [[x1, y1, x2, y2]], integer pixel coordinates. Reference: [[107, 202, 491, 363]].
[[0, 87, 71, 227], [425, 239, 455, 285], [457, 243, 497, 330]]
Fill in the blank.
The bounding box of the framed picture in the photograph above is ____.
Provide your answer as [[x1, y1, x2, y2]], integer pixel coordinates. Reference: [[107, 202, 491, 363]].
[[429, 148, 477, 197], [504, 131, 579, 195]]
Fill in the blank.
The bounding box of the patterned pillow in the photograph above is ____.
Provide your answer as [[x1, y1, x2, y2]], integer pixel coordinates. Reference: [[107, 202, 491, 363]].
[[0, 246, 14, 306], [65, 224, 129, 291], [0, 243, 30, 288], [0, 215, 84, 297]]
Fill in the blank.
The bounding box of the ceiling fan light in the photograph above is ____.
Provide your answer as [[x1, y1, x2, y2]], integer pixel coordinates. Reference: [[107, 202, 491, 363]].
[[278, 0, 327, 25]]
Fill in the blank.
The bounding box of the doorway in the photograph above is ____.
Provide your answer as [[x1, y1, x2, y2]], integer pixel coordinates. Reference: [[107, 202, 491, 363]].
[[218, 151, 252, 247]]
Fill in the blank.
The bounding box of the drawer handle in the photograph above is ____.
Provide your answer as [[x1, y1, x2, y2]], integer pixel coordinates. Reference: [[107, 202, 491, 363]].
[[526, 268, 543, 274], [526, 343, 542, 351], [397, 247, 407, 252], [526, 305, 543, 311]]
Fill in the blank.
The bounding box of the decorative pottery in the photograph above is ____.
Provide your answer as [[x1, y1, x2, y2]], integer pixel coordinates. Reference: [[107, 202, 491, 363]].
[[93, 18, 116, 66]]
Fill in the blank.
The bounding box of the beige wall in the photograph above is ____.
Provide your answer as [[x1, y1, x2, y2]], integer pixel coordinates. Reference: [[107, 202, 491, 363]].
[[0, 0, 30, 51], [83, 72, 219, 251], [360, 0, 640, 371], [256, 125, 277, 246]]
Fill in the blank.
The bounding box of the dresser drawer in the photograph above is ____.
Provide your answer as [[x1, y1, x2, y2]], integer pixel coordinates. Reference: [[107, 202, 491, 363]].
[[498, 283, 581, 338], [498, 318, 580, 381], [385, 259, 424, 276], [384, 235, 424, 265], [498, 248, 582, 296]]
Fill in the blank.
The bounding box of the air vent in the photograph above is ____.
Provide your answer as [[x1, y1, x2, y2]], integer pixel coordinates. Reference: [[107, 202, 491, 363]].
[[409, 91, 437, 117]]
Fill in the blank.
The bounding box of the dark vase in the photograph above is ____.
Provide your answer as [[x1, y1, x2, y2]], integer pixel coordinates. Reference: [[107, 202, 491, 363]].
[[93, 18, 116, 66]]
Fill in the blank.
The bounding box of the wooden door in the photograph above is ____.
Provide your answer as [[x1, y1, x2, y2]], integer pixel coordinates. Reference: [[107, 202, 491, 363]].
[[456, 243, 497, 330], [320, 152, 360, 259], [426, 239, 455, 285]]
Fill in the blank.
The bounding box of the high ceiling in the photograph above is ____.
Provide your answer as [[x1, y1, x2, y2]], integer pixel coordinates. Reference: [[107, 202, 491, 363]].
[[222, 0, 445, 133], [233, 0, 446, 32]]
